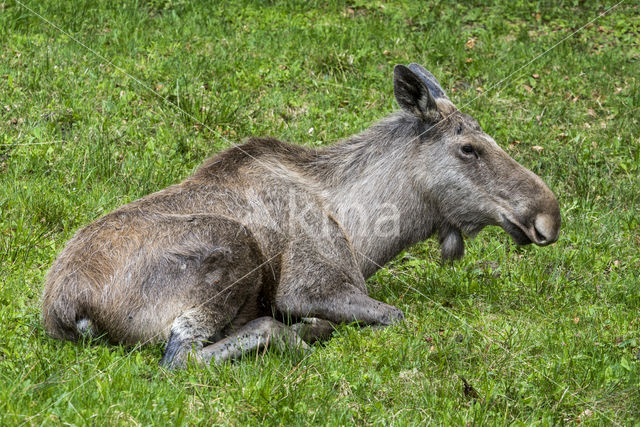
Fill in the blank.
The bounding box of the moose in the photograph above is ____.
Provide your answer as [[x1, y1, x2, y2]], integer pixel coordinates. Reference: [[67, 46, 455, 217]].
[[42, 64, 560, 368]]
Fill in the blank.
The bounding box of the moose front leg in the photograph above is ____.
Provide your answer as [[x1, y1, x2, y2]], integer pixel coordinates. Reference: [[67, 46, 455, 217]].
[[275, 244, 404, 327], [277, 287, 404, 326]]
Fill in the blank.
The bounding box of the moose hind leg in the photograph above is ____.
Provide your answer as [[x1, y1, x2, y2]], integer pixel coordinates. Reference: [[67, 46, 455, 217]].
[[160, 215, 265, 369], [199, 317, 310, 365], [161, 309, 221, 369], [291, 318, 336, 343]]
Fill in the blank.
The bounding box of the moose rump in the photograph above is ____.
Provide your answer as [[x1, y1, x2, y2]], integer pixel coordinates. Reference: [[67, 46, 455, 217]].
[[42, 209, 266, 346]]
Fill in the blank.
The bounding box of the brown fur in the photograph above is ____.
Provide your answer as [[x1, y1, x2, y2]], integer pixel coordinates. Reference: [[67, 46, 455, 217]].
[[42, 64, 560, 368]]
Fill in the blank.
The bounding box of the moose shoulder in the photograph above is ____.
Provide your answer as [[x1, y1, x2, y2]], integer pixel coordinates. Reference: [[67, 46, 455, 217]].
[[42, 64, 560, 368]]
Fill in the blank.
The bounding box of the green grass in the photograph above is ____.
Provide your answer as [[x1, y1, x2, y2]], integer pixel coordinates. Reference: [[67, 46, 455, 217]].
[[1, 0, 639, 424]]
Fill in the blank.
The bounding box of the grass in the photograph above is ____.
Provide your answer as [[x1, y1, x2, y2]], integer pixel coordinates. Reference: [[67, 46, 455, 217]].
[[1, 0, 639, 424]]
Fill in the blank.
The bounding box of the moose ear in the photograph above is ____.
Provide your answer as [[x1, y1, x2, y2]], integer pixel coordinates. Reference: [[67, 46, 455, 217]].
[[393, 64, 440, 123], [407, 63, 448, 100]]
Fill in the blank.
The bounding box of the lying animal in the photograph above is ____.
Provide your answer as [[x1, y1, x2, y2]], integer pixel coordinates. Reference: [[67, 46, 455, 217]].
[[42, 63, 560, 368]]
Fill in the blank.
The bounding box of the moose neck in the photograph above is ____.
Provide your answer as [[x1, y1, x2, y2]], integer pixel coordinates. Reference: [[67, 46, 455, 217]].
[[310, 114, 438, 278]]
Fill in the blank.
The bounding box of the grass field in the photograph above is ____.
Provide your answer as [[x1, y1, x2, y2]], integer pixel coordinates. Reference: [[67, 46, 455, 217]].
[[1, 0, 639, 424]]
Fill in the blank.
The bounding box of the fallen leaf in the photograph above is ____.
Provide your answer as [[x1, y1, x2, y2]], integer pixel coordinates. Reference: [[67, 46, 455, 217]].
[[531, 145, 544, 152], [532, 73, 540, 79], [578, 408, 594, 422], [465, 37, 476, 49]]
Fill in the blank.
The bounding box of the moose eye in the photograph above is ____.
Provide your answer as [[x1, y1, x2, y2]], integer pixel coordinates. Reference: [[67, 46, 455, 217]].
[[456, 124, 463, 135], [461, 144, 474, 155]]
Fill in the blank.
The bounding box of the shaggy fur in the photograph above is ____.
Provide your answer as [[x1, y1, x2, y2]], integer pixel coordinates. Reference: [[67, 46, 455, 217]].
[[42, 64, 560, 368]]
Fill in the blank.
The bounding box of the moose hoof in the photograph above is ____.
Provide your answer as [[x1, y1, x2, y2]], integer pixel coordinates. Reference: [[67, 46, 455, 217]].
[[381, 306, 404, 325]]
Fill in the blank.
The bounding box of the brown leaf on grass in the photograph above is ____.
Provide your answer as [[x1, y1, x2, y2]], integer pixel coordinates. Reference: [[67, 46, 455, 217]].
[[531, 145, 544, 152], [532, 73, 540, 79], [465, 37, 476, 49], [577, 408, 594, 422], [342, 8, 354, 17], [523, 85, 533, 93]]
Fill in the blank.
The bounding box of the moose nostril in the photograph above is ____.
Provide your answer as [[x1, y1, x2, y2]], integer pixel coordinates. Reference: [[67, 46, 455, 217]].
[[533, 213, 556, 243], [533, 225, 546, 242]]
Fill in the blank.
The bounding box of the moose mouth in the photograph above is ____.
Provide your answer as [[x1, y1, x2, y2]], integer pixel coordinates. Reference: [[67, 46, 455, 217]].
[[501, 215, 558, 246], [501, 218, 533, 246]]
